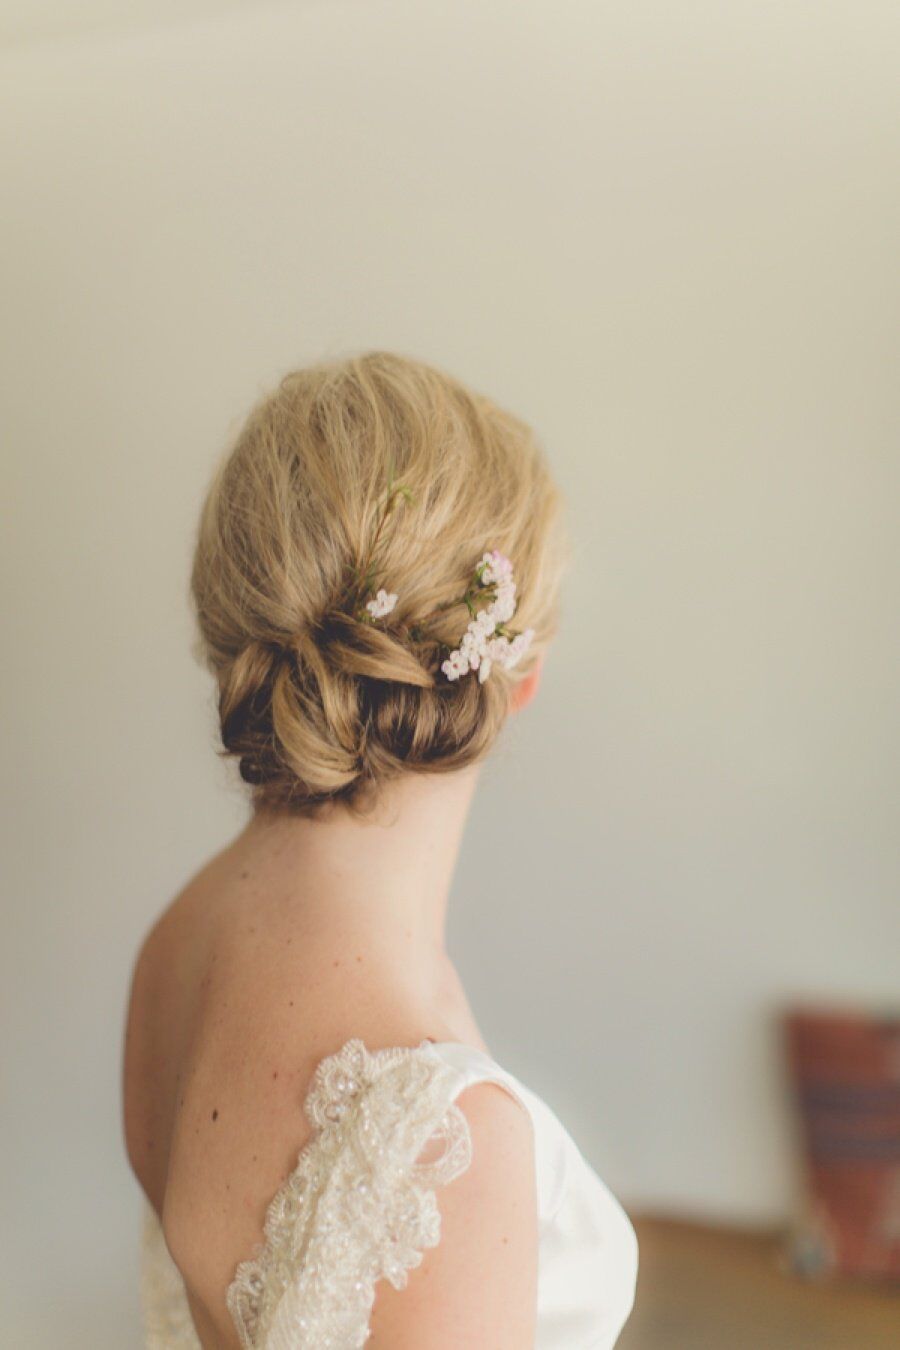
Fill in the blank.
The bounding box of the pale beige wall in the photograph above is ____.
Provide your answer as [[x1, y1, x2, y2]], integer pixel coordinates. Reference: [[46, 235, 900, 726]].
[[2, 2, 898, 1344]]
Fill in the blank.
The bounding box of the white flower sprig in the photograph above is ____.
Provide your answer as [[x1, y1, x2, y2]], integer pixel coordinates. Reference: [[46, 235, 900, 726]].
[[345, 466, 533, 688], [440, 550, 535, 684]]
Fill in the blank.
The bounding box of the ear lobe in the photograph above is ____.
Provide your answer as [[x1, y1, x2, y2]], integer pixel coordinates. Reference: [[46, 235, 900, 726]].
[[509, 659, 542, 713]]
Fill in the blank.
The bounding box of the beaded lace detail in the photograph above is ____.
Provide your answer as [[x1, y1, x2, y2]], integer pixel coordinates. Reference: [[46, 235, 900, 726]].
[[222, 1037, 472, 1349]]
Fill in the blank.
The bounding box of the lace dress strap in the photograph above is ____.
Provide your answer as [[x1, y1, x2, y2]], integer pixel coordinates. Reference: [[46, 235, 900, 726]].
[[225, 1036, 473, 1350]]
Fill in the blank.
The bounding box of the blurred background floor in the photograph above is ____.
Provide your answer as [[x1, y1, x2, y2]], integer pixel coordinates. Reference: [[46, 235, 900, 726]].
[[618, 1217, 900, 1349]]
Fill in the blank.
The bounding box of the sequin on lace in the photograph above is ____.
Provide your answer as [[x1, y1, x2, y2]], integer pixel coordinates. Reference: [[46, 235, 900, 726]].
[[220, 1037, 472, 1348]]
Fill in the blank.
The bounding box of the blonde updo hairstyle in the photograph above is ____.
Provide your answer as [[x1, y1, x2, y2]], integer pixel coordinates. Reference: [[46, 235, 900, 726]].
[[190, 351, 569, 817]]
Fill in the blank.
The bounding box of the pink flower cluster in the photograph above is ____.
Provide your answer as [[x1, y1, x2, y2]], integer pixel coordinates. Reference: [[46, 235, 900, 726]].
[[441, 551, 535, 684]]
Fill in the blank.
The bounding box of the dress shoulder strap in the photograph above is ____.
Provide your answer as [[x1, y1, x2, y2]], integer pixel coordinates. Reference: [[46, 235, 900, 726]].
[[424, 1040, 565, 1224], [225, 1036, 474, 1350], [422, 1038, 534, 1114]]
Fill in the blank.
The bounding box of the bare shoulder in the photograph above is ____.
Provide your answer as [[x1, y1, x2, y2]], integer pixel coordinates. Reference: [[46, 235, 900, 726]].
[[122, 878, 204, 1069], [367, 1078, 538, 1349], [123, 849, 537, 1344], [121, 870, 220, 1193]]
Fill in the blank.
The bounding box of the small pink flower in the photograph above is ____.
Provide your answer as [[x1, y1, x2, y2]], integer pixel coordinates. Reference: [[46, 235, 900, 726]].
[[365, 588, 398, 618]]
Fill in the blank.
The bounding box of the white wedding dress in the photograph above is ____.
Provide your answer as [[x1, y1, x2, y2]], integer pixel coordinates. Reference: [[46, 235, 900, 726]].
[[140, 1036, 638, 1349]]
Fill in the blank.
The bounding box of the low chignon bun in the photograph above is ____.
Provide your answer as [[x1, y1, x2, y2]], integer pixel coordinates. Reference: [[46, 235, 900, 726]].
[[189, 350, 569, 816]]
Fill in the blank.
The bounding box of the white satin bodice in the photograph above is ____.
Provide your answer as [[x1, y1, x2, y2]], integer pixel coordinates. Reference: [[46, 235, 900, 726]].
[[140, 1037, 638, 1348], [430, 1040, 638, 1348]]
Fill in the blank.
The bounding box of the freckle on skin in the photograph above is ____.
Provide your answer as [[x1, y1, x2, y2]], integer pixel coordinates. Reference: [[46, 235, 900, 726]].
[[332, 960, 340, 968], [273, 1071, 278, 1079], [356, 955, 362, 963], [212, 1109, 219, 1121]]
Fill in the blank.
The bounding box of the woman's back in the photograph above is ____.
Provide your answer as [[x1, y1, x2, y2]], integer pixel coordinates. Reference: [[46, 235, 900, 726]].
[[123, 819, 538, 1349]]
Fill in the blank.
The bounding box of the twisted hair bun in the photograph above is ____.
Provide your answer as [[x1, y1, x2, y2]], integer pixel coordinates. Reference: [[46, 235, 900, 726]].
[[189, 351, 569, 816]]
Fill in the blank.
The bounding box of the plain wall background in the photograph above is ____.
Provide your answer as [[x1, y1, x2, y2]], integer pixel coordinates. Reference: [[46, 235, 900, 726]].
[[2, 2, 898, 1345]]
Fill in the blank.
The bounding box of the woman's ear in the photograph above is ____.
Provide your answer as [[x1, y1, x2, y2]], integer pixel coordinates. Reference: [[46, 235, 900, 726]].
[[509, 658, 543, 714]]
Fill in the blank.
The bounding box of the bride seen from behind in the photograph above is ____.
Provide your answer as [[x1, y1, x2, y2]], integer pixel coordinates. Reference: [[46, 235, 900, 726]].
[[123, 352, 637, 1350]]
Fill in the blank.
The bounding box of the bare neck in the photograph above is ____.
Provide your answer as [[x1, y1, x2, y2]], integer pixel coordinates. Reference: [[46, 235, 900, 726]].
[[231, 765, 481, 987]]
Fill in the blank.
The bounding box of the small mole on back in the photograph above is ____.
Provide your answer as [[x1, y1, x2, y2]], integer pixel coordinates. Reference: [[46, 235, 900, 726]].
[[212, 1109, 219, 1122]]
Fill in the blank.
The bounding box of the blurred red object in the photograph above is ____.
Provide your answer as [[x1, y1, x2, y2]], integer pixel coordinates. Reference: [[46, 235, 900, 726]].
[[782, 1005, 900, 1283]]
